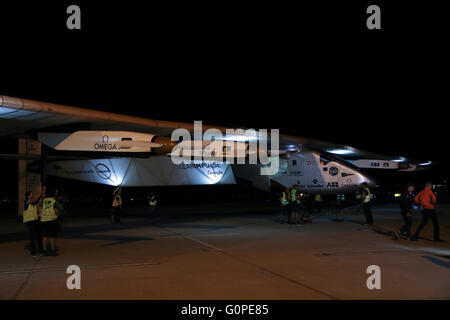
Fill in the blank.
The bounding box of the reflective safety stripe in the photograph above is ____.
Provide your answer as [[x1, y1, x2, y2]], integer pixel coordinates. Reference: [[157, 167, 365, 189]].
[[41, 198, 58, 222], [23, 203, 38, 223], [337, 194, 345, 201], [149, 197, 157, 206]]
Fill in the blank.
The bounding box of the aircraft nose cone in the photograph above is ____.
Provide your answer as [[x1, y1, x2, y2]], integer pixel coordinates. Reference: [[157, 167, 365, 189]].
[[358, 172, 376, 187], [365, 177, 377, 186]]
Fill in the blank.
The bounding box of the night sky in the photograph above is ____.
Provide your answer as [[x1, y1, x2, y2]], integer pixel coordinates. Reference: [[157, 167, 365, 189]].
[[1, 2, 448, 196]]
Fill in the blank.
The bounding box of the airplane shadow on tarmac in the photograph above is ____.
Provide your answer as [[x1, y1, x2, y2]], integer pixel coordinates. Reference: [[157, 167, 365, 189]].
[[4, 217, 237, 249], [154, 223, 234, 231], [422, 255, 450, 269], [5, 219, 158, 248]]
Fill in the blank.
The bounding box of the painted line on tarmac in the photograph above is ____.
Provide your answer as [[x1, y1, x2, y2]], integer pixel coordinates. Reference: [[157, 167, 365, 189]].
[[183, 235, 224, 252], [161, 227, 338, 300], [154, 225, 226, 251], [0, 261, 160, 276], [162, 233, 240, 239], [12, 255, 42, 300], [219, 250, 339, 300], [193, 233, 240, 237]]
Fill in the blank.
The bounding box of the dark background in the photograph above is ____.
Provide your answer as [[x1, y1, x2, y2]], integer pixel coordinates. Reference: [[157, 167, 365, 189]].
[[0, 1, 448, 203]]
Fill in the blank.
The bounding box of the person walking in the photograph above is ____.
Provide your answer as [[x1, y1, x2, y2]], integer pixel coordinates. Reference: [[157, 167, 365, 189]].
[[397, 183, 415, 237], [410, 182, 443, 242]]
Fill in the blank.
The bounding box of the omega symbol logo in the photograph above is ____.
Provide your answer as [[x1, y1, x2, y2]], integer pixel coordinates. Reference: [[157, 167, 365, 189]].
[[95, 163, 111, 180]]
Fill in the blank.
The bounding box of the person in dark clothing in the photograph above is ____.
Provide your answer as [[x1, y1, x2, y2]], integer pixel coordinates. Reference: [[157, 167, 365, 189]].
[[397, 184, 415, 237], [335, 194, 345, 221], [313, 194, 323, 214], [148, 192, 157, 218], [23, 191, 44, 257], [302, 193, 314, 220]]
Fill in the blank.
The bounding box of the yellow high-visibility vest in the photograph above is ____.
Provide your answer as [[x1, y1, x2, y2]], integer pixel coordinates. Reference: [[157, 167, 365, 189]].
[[113, 194, 123, 207], [362, 187, 372, 204], [149, 197, 157, 206], [280, 192, 289, 206], [23, 203, 38, 223], [291, 189, 300, 204], [315, 194, 322, 202], [40, 197, 58, 222]]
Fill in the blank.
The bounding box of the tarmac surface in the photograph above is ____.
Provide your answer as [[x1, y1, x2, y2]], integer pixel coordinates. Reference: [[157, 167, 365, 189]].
[[1, 202, 449, 300]]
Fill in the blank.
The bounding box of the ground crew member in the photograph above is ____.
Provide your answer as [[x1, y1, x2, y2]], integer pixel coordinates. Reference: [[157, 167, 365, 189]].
[[23, 191, 44, 257], [410, 182, 443, 242], [313, 194, 323, 214], [290, 185, 301, 225], [279, 187, 290, 223], [112, 187, 123, 224], [360, 182, 373, 225], [397, 183, 415, 237], [38, 185, 47, 208], [148, 192, 157, 218], [335, 193, 345, 221], [40, 189, 60, 256], [54, 188, 66, 222], [302, 193, 314, 218]]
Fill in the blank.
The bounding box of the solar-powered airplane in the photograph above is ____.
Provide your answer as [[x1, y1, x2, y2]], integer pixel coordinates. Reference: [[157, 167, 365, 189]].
[[0, 95, 432, 211]]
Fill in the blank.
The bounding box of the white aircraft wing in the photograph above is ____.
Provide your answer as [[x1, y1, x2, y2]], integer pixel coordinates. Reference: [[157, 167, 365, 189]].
[[279, 134, 432, 171], [0, 95, 228, 138], [1, 95, 432, 171]]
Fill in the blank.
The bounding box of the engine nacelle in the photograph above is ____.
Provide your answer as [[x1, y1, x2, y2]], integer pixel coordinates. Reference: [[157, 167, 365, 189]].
[[38, 131, 161, 152]]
